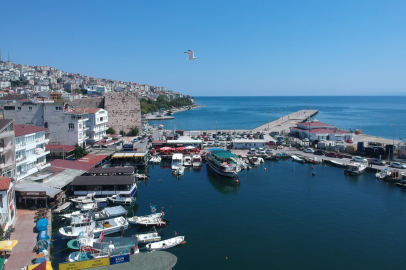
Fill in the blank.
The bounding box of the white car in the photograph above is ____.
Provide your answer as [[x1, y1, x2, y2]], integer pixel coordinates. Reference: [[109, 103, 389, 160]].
[[303, 148, 314, 153], [208, 142, 214, 146], [258, 150, 266, 155], [390, 162, 406, 169], [265, 149, 273, 154], [302, 138, 309, 142], [352, 156, 368, 163], [336, 139, 344, 143], [202, 143, 208, 147]]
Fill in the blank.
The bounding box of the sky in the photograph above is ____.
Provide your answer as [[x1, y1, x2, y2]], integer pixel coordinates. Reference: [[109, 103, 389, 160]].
[[1, 0, 405, 96]]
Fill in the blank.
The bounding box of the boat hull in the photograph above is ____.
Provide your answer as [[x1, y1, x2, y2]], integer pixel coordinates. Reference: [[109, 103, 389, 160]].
[[206, 159, 237, 178]]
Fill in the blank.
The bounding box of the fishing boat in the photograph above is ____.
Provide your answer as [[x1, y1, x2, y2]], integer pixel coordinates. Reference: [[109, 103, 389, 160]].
[[75, 202, 99, 211], [206, 148, 240, 178], [306, 156, 321, 164], [134, 227, 162, 244], [192, 155, 202, 167], [70, 192, 108, 204], [172, 153, 183, 170], [128, 216, 167, 227], [249, 156, 263, 165], [328, 160, 346, 167], [63, 206, 128, 221], [107, 181, 137, 204], [344, 162, 367, 175], [146, 236, 185, 251], [376, 168, 389, 180], [183, 156, 192, 166], [59, 216, 129, 239]]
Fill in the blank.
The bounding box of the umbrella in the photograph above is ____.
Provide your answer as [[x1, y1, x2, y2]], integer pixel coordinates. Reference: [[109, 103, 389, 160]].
[[185, 146, 195, 149], [0, 240, 18, 252], [160, 147, 171, 150]]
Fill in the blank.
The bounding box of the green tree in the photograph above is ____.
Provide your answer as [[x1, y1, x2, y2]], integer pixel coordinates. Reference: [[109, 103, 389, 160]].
[[57, 78, 62, 83], [156, 94, 169, 103], [73, 143, 83, 159], [72, 88, 83, 94], [129, 126, 139, 136], [106, 127, 115, 134], [120, 130, 126, 136]]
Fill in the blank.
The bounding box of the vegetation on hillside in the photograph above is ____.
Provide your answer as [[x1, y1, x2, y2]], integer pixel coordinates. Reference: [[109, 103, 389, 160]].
[[140, 94, 194, 114]]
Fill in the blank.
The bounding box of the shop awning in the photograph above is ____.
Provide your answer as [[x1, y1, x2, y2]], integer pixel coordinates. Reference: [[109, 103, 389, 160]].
[[112, 153, 126, 158], [0, 240, 18, 252]]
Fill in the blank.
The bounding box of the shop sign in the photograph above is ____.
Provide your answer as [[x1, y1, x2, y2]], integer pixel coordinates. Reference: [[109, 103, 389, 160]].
[[59, 257, 110, 270], [20, 191, 46, 196], [110, 254, 130, 265]]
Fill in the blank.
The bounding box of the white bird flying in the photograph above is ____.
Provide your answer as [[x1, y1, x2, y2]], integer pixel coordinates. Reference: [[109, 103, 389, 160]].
[[184, 50, 197, 60]]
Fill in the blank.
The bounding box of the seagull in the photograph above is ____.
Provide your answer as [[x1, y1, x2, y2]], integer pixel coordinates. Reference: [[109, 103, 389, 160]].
[[184, 50, 197, 60]]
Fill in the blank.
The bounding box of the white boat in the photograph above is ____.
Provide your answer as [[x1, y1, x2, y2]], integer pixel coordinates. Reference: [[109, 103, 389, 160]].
[[192, 155, 202, 167], [149, 156, 162, 164], [128, 216, 167, 227], [59, 216, 129, 239], [291, 155, 305, 163], [62, 206, 128, 221], [70, 192, 108, 204], [206, 149, 240, 178], [75, 202, 98, 211], [329, 160, 345, 167], [183, 156, 192, 166], [174, 166, 185, 175], [108, 194, 135, 204], [146, 236, 185, 251], [249, 157, 263, 165], [344, 162, 367, 175], [172, 153, 183, 170], [134, 228, 162, 244]]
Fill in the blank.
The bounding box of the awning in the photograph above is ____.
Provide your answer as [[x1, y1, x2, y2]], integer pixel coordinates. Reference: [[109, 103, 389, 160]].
[[134, 153, 146, 157], [0, 240, 18, 252], [112, 153, 126, 158], [23, 261, 52, 270]]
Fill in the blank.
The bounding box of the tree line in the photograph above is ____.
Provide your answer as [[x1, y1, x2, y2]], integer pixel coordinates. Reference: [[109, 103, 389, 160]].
[[140, 95, 194, 114]]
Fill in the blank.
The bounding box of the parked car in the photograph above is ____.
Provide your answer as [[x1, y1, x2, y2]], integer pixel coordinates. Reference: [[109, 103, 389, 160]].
[[270, 131, 279, 137], [314, 150, 325, 155], [265, 149, 273, 154], [202, 142, 208, 147], [303, 148, 314, 153], [352, 156, 368, 163], [208, 142, 214, 146], [325, 151, 340, 157], [390, 162, 406, 169], [302, 138, 309, 142], [347, 139, 353, 143], [258, 149, 266, 155], [336, 139, 344, 143], [132, 138, 139, 143], [370, 158, 385, 165], [270, 141, 276, 146]]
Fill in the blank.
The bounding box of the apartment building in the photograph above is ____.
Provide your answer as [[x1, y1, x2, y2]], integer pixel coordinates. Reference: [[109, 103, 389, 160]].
[[0, 120, 15, 178], [66, 108, 108, 144], [15, 125, 50, 180]]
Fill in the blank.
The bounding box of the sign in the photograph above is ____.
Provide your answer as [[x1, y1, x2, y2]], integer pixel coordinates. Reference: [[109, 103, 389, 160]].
[[59, 258, 110, 270], [110, 254, 130, 265], [20, 192, 46, 196]]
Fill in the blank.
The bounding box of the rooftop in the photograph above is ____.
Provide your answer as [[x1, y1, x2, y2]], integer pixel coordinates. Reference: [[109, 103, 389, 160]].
[[46, 144, 76, 152], [50, 159, 95, 171], [14, 124, 48, 137], [70, 175, 134, 186], [0, 177, 11, 191], [76, 154, 109, 165], [0, 119, 13, 132], [87, 167, 135, 174], [67, 108, 102, 114]]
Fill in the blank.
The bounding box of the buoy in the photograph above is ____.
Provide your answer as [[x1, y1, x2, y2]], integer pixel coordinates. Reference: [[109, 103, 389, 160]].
[[312, 172, 315, 176], [235, 180, 239, 184], [226, 257, 228, 259], [311, 166, 314, 169], [264, 168, 266, 171]]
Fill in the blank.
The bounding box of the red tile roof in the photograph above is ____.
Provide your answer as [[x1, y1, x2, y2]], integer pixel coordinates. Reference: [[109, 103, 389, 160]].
[[68, 108, 102, 114], [76, 154, 109, 165], [14, 125, 48, 137], [0, 177, 11, 191], [46, 144, 76, 152], [50, 159, 95, 171]]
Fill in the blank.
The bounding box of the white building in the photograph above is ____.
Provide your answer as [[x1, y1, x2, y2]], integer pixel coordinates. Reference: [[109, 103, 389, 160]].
[[0, 120, 16, 178], [15, 124, 50, 180], [3, 101, 90, 146], [0, 176, 17, 230], [68, 108, 108, 144], [289, 121, 354, 142], [232, 139, 266, 149]]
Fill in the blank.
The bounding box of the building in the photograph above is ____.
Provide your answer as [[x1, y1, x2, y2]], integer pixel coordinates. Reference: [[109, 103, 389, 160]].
[[289, 121, 354, 142], [66, 108, 108, 144], [3, 101, 90, 146], [15, 124, 50, 180], [232, 139, 266, 149], [0, 176, 17, 230], [0, 120, 15, 178]]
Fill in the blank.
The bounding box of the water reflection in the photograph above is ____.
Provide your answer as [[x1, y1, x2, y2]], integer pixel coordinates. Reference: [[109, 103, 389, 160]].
[[206, 165, 240, 194]]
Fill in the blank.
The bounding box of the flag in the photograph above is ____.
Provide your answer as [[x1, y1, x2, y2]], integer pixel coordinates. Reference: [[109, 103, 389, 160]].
[[175, 231, 177, 235], [161, 211, 164, 216]]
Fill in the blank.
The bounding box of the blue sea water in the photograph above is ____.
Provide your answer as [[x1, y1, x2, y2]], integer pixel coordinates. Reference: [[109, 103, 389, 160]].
[[150, 96, 406, 140]]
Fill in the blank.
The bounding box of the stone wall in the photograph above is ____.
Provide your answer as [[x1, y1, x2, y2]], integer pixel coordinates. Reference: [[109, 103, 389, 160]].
[[70, 92, 141, 134]]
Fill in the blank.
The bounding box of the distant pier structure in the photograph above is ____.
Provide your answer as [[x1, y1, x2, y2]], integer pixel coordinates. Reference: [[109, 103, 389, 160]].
[[254, 109, 319, 131]]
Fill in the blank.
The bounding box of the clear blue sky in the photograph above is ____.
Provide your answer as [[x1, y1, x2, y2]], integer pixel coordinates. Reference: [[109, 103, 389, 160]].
[[2, 0, 405, 96]]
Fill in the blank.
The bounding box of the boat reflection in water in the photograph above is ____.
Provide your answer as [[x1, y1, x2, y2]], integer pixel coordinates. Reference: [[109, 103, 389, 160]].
[[206, 164, 240, 194]]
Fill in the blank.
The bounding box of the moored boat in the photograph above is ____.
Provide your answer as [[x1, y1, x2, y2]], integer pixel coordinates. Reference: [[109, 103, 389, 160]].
[[134, 227, 162, 243], [146, 236, 185, 251], [291, 155, 305, 163], [344, 162, 367, 175], [192, 155, 202, 167], [206, 148, 240, 178], [183, 156, 192, 166], [172, 153, 183, 170]]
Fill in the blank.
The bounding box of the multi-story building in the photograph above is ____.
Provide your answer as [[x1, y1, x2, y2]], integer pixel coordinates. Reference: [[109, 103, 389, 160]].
[[0, 176, 17, 230], [3, 101, 89, 147], [15, 124, 50, 180], [67, 108, 108, 144], [0, 120, 15, 178]]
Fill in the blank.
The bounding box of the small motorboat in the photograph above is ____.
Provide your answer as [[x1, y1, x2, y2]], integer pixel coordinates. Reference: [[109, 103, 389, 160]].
[[344, 162, 367, 176], [291, 155, 305, 163], [108, 194, 135, 204], [149, 156, 162, 164], [183, 156, 192, 166], [174, 166, 185, 175], [70, 192, 108, 204], [128, 216, 167, 227], [134, 227, 162, 244], [249, 157, 263, 166], [192, 155, 202, 167], [146, 236, 185, 251]]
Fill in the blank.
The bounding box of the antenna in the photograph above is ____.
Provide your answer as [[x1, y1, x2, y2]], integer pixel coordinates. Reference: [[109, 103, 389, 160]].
[[0, 48, 2, 62]]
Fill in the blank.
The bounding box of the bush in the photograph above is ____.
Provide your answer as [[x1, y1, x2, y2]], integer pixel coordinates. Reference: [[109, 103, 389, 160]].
[[130, 127, 139, 136], [119, 130, 126, 136], [106, 127, 115, 135]]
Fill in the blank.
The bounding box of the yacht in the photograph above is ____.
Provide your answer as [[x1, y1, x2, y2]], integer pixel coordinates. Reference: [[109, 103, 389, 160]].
[[192, 155, 202, 167], [172, 153, 183, 170]]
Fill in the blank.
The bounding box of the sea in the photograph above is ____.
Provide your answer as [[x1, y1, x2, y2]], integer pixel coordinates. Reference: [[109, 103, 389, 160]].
[[51, 97, 406, 270]]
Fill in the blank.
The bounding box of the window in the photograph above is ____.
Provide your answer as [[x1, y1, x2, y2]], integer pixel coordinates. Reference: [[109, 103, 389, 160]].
[[79, 133, 82, 139], [44, 122, 48, 128], [69, 123, 74, 130], [28, 107, 32, 111], [100, 117, 104, 122], [17, 107, 21, 111], [3, 106, 15, 110], [0, 194, 2, 208], [79, 124, 82, 129], [55, 106, 62, 111]]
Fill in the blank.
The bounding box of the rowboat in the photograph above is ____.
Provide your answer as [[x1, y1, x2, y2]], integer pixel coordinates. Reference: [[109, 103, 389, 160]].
[[146, 236, 185, 251]]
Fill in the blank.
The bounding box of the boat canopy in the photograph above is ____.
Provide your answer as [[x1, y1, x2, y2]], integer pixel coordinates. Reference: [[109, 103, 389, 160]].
[[208, 149, 237, 159]]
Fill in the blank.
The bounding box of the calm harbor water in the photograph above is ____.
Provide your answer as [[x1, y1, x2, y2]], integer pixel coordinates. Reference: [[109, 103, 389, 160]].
[[151, 96, 406, 140], [52, 160, 406, 269]]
